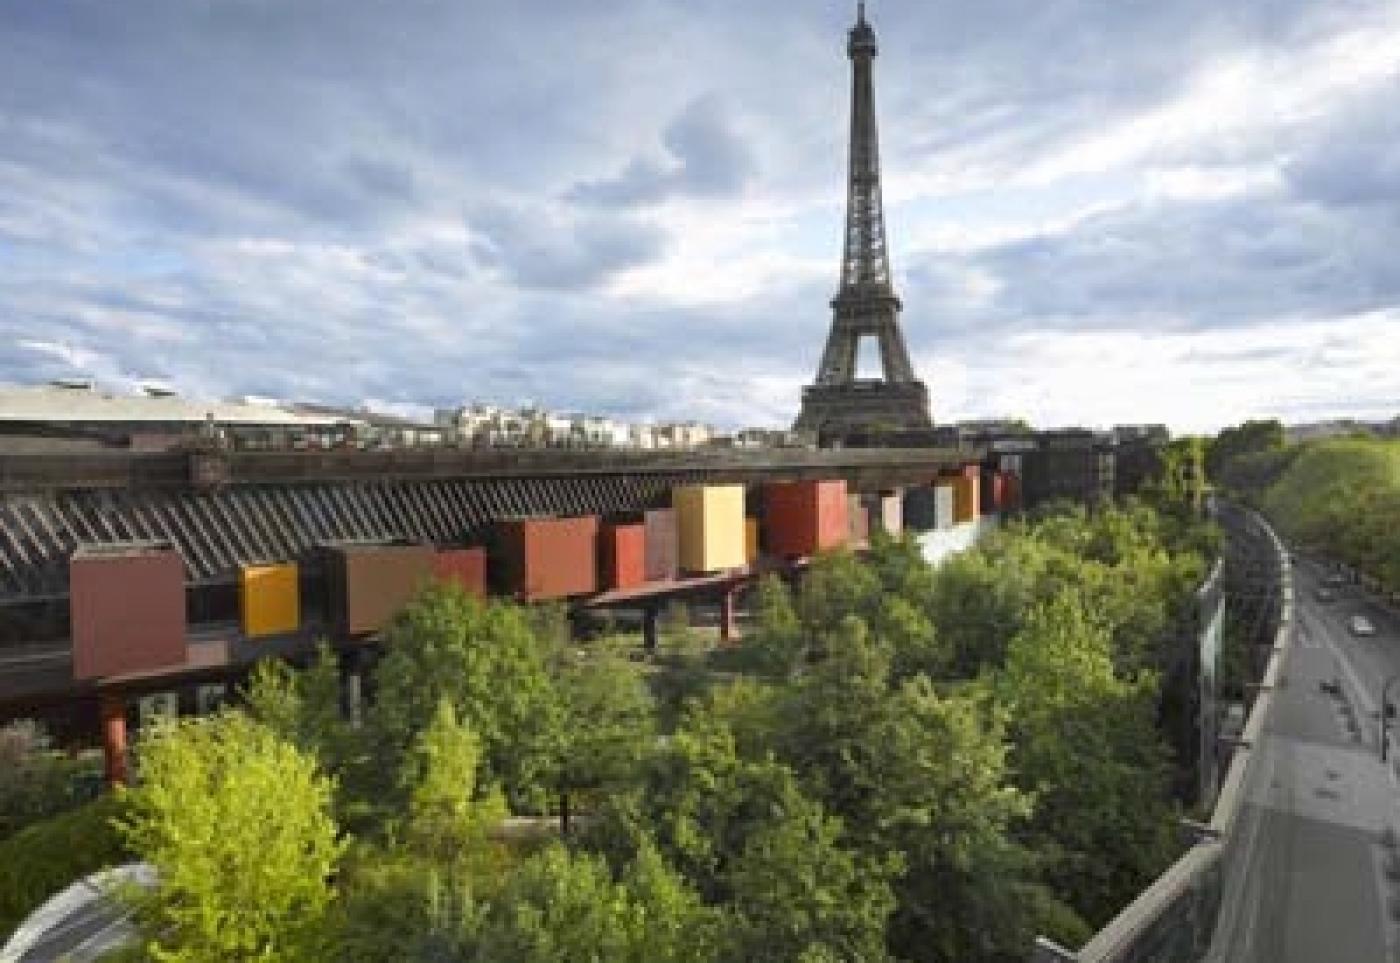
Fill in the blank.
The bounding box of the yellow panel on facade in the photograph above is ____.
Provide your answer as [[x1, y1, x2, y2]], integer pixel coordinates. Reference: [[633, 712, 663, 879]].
[[240, 563, 300, 639], [673, 485, 746, 573], [952, 476, 980, 523], [745, 517, 759, 563]]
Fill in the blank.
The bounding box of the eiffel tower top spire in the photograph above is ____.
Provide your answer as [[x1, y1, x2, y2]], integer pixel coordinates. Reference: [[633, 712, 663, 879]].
[[839, 0, 893, 298]]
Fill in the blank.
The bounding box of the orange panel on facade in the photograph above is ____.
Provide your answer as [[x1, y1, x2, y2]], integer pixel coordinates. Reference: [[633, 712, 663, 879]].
[[433, 547, 487, 598], [600, 523, 647, 591], [952, 475, 980, 523], [762, 480, 849, 558], [70, 545, 187, 680], [495, 516, 600, 601]]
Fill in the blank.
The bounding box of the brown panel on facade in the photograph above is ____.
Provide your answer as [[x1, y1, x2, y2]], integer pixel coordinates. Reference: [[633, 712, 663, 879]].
[[494, 516, 599, 601], [762, 480, 849, 558], [643, 509, 678, 582], [432, 547, 487, 599], [326, 543, 435, 636], [599, 523, 647, 591], [70, 545, 187, 680]]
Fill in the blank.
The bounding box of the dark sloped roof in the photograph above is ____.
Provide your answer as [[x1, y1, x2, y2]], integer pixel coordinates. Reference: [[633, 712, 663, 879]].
[[0, 471, 700, 600]]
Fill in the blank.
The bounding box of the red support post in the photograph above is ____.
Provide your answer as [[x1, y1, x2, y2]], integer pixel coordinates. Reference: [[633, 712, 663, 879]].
[[100, 693, 128, 787]]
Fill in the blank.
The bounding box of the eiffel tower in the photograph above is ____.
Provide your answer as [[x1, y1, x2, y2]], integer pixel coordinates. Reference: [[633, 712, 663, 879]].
[[794, 3, 932, 439]]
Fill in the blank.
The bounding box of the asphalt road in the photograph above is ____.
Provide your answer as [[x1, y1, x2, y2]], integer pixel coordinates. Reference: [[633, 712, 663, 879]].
[[1212, 558, 1400, 963]]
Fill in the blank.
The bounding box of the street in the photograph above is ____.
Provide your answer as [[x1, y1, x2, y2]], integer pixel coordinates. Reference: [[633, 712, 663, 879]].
[[1212, 557, 1400, 962]]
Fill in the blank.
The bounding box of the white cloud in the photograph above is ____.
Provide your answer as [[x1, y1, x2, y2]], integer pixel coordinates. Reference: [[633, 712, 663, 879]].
[[1, 0, 1397, 433]]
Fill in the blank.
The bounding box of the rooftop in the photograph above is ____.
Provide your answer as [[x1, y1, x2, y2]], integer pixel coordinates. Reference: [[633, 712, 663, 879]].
[[0, 383, 354, 428]]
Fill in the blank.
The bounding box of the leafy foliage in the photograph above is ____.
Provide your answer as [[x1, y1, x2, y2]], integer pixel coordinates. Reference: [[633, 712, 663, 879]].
[[370, 583, 565, 812], [1207, 419, 1286, 491], [0, 794, 128, 937], [999, 592, 1178, 925], [399, 698, 507, 856], [1262, 437, 1400, 592], [0, 719, 103, 843], [116, 713, 345, 961], [84, 498, 1209, 963], [471, 843, 717, 963]]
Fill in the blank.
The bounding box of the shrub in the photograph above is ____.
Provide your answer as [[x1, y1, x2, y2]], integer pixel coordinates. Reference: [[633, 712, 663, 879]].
[[0, 794, 128, 938]]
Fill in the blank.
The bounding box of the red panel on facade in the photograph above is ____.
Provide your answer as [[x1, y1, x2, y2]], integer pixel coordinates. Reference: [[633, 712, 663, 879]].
[[70, 546, 187, 680], [763, 480, 849, 558], [495, 516, 600, 601], [991, 472, 1009, 511], [599, 523, 647, 591], [644, 509, 679, 582], [432, 547, 487, 598]]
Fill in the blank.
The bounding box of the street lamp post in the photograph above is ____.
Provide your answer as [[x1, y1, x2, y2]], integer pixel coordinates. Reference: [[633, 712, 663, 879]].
[[1381, 674, 1400, 763]]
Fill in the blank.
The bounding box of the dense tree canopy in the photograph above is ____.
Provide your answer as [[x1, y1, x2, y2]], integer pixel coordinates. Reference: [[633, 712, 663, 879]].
[[1261, 437, 1400, 592], [91, 498, 1211, 962]]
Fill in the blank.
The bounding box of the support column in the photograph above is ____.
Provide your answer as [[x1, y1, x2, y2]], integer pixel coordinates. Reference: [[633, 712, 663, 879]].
[[719, 587, 738, 645], [343, 666, 363, 728], [643, 606, 659, 653], [100, 692, 128, 787]]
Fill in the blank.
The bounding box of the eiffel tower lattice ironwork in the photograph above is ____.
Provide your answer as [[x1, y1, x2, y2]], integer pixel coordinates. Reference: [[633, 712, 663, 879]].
[[794, 3, 932, 438]]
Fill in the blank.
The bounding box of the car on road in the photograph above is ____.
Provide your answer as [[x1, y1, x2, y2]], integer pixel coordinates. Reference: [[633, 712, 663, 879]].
[[1349, 614, 1377, 637], [1316, 587, 1337, 603]]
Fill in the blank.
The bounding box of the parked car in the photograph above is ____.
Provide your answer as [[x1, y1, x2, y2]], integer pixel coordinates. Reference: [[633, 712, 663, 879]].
[[1315, 588, 1337, 603], [1326, 572, 1348, 587], [1349, 615, 1377, 637]]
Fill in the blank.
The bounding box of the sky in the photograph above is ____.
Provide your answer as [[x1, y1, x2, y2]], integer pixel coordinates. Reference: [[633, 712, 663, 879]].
[[2, 0, 1398, 434]]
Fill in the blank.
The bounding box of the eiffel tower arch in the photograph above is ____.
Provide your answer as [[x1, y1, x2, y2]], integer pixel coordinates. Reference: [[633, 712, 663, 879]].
[[794, 3, 932, 440]]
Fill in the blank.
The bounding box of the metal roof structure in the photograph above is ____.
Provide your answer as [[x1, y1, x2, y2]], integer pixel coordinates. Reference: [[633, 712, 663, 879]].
[[0, 472, 695, 600], [0, 384, 353, 427]]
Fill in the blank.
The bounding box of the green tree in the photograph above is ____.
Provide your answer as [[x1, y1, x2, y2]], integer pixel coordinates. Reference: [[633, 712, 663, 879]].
[[399, 698, 506, 856], [925, 533, 1050, 676], [473, 842, 717, 963], [117, 712, 345, 961], [1263, 437, 1400, 593], [370, 582, 565, 812], [242, 643, 349, 767], [775, 617, 1043, 962], [722, 789, 897, 963], [555, 651, 656, 832], [588, 712, 895, 961], [998, 591, 1178, 926], [1207, 419, 1285, 490], [739, 574, 808, 679]]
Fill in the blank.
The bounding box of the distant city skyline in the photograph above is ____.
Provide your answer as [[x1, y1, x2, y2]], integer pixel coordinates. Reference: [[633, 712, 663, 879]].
[[2, 1, 1398, 434]]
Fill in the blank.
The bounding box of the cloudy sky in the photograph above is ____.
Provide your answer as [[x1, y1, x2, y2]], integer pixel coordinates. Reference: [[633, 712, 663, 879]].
[[2, 0, 1398, 433]]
